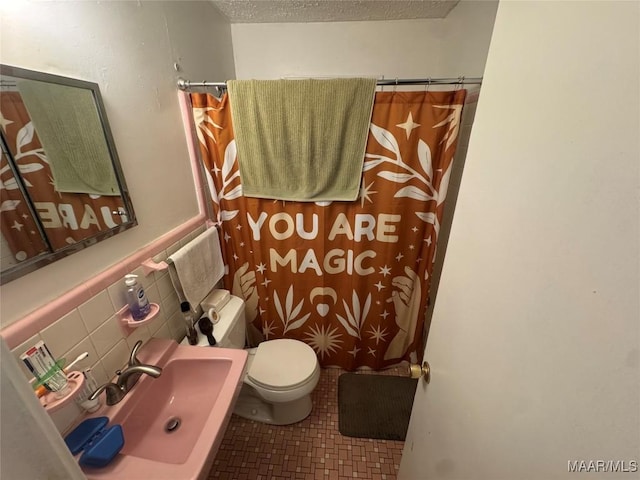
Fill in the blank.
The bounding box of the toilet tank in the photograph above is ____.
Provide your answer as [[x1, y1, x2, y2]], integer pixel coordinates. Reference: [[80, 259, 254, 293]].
[[211, 295, 246, 349]]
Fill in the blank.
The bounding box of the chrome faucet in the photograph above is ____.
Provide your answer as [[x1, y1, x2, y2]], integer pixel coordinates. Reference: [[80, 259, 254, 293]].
[[88, 341, 162, 406]]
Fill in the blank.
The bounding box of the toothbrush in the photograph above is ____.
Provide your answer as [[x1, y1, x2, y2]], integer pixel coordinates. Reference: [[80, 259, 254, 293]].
[[64, 352, 89, 372]]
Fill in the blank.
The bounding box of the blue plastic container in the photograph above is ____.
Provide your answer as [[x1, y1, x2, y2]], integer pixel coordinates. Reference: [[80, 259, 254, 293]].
[[64, 416, 124, 468]]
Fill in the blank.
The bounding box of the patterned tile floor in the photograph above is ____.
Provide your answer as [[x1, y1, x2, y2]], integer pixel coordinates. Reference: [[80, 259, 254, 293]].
[[209, 367, 406, 480]]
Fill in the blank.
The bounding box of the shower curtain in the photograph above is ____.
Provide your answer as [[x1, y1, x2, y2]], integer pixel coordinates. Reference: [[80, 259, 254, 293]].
[[190, 89, 466, 370]]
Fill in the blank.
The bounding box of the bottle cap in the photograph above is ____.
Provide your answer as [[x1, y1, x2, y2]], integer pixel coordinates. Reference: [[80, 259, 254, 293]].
[[180, 302, 191, 313], [124, 274, 138, 286]]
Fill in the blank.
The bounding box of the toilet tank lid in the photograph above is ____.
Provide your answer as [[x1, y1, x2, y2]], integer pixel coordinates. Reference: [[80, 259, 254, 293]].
[[248, 339, 318, 389], [209, 295, 244, 343]]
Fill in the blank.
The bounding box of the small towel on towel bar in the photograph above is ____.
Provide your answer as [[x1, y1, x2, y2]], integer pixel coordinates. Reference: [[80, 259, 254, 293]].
[[168, 227, 224, 308], [227, 78, 377, 202]]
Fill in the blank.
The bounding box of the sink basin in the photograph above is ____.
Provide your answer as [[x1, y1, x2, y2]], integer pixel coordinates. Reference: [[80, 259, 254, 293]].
[[79, 338, 247, 480], [116, 358, 231, 464]]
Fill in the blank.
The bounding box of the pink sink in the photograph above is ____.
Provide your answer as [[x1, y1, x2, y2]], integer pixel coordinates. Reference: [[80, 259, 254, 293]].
[[116, 358, 231, 464], [80, 338, 247, 480]]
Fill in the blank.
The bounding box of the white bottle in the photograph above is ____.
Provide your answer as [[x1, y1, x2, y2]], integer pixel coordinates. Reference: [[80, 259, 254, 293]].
[[124, 274, 150, 321]]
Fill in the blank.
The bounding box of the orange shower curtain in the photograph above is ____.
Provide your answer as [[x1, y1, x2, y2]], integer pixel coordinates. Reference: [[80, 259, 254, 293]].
[[191, 89, 466, 370]]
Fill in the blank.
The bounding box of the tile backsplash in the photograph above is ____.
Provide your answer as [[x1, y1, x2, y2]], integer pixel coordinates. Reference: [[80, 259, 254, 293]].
[[9, 224, 206, 433]]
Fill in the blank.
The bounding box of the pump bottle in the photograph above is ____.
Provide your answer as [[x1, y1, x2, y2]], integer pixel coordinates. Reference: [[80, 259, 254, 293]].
[[124, 274, 150, 321]]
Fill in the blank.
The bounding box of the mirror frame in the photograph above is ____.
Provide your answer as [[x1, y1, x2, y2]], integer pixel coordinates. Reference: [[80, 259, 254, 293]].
[[0, 64, 137, 284]]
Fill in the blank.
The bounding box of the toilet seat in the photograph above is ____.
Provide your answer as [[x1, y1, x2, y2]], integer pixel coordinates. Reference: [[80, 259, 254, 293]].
[[247, 339, 318, 391]]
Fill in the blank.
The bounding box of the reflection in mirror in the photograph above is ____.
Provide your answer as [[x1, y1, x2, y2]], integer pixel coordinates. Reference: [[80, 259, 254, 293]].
[[0, 148, 49, 266], [0, 65, 136, 284]]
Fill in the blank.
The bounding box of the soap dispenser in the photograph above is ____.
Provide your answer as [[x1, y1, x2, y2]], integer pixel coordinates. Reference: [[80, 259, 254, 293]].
[[124, 274, 150, 321]]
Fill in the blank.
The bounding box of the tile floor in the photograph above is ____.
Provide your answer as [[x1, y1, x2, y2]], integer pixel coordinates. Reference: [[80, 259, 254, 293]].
[[209, 368, 407, 479]]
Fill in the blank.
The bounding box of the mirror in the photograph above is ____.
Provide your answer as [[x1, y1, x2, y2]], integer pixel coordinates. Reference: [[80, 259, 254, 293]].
[[0, 65, 136, 284]]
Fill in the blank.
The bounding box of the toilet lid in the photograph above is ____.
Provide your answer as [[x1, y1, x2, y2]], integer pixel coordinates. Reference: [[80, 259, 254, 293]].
[[248, 339, 318, 390]]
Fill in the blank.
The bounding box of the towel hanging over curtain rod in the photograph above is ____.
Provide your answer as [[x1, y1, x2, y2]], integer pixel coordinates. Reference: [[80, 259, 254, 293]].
[[176, 76, 482, 90]]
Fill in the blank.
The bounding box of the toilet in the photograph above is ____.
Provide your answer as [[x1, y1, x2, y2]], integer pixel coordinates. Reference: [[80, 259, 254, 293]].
[[180, 294, 320, 425]]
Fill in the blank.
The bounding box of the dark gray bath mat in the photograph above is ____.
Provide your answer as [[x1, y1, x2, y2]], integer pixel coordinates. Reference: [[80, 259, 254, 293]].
[[338, 373, 418, 441]]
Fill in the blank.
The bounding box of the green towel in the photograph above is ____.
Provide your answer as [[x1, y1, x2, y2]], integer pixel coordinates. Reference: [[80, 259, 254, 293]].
[[227, 78, 376, 202], [18, 79, 120, 196]]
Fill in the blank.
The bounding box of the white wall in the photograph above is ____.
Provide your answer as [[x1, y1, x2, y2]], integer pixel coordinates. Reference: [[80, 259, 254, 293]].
[[0, 1, 235, 326], [400, 1, 640, 478], [231, 1, 497, 79]]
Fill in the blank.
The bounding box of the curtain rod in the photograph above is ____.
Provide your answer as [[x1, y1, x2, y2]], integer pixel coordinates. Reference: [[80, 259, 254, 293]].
[[177, 76, 483, 90]]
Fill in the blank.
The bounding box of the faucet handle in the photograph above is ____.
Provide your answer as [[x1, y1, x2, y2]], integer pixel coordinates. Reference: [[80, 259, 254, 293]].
[[128, 340, 143, 367]]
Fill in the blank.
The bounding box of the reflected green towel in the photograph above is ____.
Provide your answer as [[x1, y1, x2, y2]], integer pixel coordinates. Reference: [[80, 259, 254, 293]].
[[228, 78, 376, 202], [18, 79, 120, 196]]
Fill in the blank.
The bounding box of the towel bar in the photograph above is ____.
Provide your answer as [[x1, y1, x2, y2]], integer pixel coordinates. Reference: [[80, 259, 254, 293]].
[[141, 259, 169, 275]]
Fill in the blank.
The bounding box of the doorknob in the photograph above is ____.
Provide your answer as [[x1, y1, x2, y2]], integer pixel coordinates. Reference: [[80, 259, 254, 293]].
[[409, 361, 431, 383]]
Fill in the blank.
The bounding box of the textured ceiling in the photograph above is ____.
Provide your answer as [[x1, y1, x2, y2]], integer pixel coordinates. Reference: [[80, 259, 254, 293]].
[[209, 0, 460, 23]]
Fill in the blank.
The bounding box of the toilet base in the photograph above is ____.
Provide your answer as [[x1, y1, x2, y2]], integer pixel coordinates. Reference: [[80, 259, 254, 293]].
[[233, 387, 313, 425]]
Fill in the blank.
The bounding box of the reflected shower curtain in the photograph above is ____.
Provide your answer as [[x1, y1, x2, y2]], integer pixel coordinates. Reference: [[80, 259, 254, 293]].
[[0, 93, 126, 262], [191, 89, 466, 370]]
